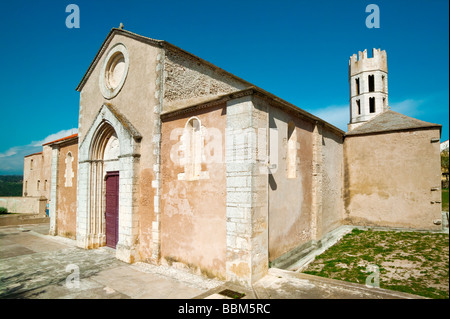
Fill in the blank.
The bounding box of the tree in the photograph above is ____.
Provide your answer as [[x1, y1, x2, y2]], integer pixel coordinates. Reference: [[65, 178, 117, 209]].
[[442, 150, 449, 189]]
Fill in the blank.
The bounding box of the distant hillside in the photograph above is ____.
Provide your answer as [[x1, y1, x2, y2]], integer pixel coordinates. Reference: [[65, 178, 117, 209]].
[[0, 175, 23, 197]]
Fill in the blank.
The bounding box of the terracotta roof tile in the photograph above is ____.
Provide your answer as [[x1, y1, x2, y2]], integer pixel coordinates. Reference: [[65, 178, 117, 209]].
[[43, 133, 78, 146], [24, 151, 43, 158]]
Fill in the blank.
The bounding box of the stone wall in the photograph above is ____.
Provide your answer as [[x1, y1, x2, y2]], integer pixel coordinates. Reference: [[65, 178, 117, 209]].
[[77, 33, 159, 263], [225, 94, 269, 285], [55, 142, 78, 239], [23, 149, 51, 199], [266, 103, 315, 262], [321, 128, 344, 235], [344, 128, 442, 230], [163, 49, 248, 112], [159, 103, 227, 279], [0, 196, 46, 215], [262, 102, 345, 269]]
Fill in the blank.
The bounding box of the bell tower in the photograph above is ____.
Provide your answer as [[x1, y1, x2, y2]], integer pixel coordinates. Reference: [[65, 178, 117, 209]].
[[348, 48, 389, 131]]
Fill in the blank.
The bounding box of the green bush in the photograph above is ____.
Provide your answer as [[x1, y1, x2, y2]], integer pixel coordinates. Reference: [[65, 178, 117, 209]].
[[0, 207, 8, 214]]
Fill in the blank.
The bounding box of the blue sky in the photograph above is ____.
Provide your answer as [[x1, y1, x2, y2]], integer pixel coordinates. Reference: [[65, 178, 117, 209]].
[[0, 0, 448, 174]]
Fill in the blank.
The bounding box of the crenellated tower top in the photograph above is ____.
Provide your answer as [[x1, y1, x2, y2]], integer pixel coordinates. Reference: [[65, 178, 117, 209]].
[[349, 48, 387, 76], [348, 48, 389, 131]]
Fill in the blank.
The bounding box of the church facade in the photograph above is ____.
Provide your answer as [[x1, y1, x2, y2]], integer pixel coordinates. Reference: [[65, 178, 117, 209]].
[[43, 28, 442, 286]]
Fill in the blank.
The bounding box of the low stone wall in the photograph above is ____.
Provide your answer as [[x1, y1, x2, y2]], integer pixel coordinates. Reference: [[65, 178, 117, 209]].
[[0, 197, 47, 215], [0, 214, 49, 227]]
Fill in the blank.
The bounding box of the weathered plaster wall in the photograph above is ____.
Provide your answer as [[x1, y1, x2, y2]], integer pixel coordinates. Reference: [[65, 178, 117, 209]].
[[321, 128, 344, 235], [160, 103, 227, 279], [163, 49, 248, 112], [344, 128, 442, 230], [23, 153, 42, 197], [23, 149, 51, 200], [56, 142, 78, 239], [78, 33, 161, 261], [267, 106, 314, 262], [41, 145, 52, 200], [77, 34, 159, 181]]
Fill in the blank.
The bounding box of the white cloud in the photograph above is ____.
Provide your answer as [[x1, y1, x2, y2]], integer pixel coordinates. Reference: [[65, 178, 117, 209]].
[[0, 148, 19, 158], [31, 128, 78, 147], [308, 104, 349, 132], [308, 98, 425, 133], [388, 99, 423, 117], [0, 128, 78, 175], [0, 145, 41, 174]]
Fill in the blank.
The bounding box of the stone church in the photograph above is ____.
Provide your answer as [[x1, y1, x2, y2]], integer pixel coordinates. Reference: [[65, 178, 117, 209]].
[[40, 27, 442, 286]]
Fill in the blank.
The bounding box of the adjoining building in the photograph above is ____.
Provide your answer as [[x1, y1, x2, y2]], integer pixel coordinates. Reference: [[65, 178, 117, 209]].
[[28, 28, 442, 286], [46, 134, 79, 239], [23, 147, 51, 199], [20, 134, 78, 217], [345, 110, 442, 228]]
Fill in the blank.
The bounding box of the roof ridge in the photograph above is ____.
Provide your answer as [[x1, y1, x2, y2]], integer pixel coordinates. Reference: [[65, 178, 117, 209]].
[[348, 108, 396, 132], [76, 28, 253, 92], [346, 109, 441, 136], [43, 133, 78, 146], [24, 151, 43, 157]]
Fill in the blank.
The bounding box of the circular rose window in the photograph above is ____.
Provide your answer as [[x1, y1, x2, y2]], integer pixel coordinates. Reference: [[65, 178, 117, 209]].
[[100, 43, 129, 99], [107, 53, 125, 89]]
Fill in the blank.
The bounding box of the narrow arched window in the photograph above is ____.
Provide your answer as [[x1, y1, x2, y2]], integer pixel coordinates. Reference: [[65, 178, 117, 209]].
[[287, 121, 297, 179], [184, 117, 202, 180], [369, 97, 376, 113], [368, 75, 375, 92], [65, 152, 74, 187]]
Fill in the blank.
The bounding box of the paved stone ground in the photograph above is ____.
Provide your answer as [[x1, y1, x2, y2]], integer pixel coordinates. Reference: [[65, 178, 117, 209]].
[[0, 224, 221, 299], [0, 224, 425, 299]]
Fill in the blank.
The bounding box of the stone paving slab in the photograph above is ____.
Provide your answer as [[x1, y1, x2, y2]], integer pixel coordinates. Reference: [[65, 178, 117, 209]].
[[252, 268, 426, 299], [89, 265, 204, 299], [0, 224, 214, 299], [0, 224, 427, 300]]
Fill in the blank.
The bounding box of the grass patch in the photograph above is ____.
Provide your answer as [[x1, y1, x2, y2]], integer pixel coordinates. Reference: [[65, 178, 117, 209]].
[[302, 229, 449, 299]]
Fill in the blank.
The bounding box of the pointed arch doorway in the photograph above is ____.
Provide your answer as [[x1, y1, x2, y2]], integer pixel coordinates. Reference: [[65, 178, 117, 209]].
[[77, 104, 142, 262], [89, 122, 121, 249]]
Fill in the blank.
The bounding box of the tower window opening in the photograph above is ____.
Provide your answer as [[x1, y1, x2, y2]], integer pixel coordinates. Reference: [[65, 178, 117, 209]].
[[381, 75, 385, 92], [368, 75, 375, 92], [356, 100, 361, 115], [369, 97, 376, 113], [355, 78, 360, 95]]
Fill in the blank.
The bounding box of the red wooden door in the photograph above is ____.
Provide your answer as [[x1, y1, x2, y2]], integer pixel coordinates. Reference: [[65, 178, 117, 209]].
[[105, 171, 119, 248]]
